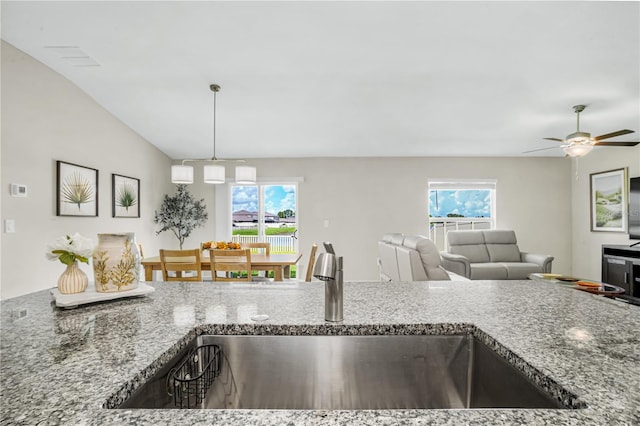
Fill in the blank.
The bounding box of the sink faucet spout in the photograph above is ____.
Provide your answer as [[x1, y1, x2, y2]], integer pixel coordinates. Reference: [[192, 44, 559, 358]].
[[313, 242, 344, 322]]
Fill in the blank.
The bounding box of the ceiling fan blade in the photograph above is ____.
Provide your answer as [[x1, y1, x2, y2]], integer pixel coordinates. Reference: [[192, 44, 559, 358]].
[[523, 146, 559, 154], [594, 141, 639, 147], [542, 137, 564, 142], [594, 129, 635, 141]]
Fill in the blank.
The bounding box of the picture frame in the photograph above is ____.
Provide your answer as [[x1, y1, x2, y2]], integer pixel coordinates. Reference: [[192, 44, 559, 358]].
[[112, 174, 140, 218], [590, 167, 628, 232], [56, 161, 98, 217]]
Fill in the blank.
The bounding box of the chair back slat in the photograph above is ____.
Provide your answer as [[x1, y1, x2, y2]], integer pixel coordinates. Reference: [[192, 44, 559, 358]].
[[242, 242, 270, 255], [160, 249, 202, 281], [210, 249, 252, 282], [305, 243, 318, 282]]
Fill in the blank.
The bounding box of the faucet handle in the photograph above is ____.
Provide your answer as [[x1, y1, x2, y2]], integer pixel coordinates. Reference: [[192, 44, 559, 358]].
[[323, 242, 335, 255]]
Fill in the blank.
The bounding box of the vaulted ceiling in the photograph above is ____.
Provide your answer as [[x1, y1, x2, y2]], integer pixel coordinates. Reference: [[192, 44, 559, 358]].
[[2, 1, 639, 159]]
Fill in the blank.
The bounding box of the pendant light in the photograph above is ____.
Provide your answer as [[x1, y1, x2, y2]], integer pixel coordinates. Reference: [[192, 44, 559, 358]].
[[170, 84, 257, 184], [202, 84, 226, 184]]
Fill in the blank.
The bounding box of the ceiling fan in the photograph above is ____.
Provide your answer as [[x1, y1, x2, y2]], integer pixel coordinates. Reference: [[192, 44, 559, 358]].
[[524, 105, 639, 157]]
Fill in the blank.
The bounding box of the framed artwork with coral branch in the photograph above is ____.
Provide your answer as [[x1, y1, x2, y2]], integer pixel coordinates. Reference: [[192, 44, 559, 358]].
[[112, 174, 140, 218], [56, 161, 98, 217]]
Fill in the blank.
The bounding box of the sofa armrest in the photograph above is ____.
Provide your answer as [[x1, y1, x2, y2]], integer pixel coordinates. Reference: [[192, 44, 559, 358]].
[[441, 252, 471, 278], [520, 252, 554, 273]]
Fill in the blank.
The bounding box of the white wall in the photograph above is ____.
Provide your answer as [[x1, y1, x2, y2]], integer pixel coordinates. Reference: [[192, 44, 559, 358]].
[[2, 40, 586, 296], [0, 41, 180, 299], [205, 157, 573, 281], [570, 146, 640, 281]]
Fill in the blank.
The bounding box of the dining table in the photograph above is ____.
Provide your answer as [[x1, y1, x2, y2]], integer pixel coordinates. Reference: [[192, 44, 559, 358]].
[[141, 252, 303, 282]]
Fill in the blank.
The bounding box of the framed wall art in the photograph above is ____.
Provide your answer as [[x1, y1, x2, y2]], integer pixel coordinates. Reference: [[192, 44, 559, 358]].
[[112, 174, 140, 218], [56, 161, 98, 217], [590, 167, 628, 232]]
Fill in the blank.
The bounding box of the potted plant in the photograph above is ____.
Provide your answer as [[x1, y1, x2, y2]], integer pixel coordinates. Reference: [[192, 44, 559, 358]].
[[154, 184, 208, 249]]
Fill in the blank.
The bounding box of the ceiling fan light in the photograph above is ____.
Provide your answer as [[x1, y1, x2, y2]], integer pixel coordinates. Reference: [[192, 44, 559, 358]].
[[563, 144, 593, 157], [567, 132, 595, 144], [204, 164, 225, 184], [171, 165, 194, 184], [235, 166, 257, 184]]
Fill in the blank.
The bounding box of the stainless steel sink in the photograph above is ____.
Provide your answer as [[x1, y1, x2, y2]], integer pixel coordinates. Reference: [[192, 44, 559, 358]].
[[119, 334, 569, 410]]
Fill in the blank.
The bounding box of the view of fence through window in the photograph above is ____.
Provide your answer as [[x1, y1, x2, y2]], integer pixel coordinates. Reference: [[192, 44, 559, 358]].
[[231, 184, 298, 255], [427, 181, 496, 250]]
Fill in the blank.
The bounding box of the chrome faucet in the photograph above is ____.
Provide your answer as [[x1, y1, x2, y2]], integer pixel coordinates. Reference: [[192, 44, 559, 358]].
[[313, 242, 343, 322]]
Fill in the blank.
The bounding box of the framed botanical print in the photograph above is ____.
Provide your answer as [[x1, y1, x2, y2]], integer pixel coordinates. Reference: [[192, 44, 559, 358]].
[[56, 161, 98, 217], [112, 174, 140, 218], [590, 167, 628, 232]]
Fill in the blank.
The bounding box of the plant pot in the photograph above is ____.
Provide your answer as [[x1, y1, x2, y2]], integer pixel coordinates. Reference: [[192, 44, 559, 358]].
[[93, 233, 141, 292], [57, 261, 89, 294]]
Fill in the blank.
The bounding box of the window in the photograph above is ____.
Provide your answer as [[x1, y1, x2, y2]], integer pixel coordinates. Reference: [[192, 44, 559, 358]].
[[231, 183, 298, 254], [428, 179, 496, 248]]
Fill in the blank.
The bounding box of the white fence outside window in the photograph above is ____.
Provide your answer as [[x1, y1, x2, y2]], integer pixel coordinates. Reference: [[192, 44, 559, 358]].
[[231, 235, 297, 254]]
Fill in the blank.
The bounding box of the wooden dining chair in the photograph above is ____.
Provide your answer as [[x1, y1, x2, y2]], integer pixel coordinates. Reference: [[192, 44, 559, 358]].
[[159, 249, 202, 282], [210, 249, 253, 282], [242, 242, 271, 279], [305, 243, 318, 282]]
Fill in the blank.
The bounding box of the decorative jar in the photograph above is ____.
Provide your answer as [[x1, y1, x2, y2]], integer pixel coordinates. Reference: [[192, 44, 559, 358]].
[[93, 233, 140, 292]]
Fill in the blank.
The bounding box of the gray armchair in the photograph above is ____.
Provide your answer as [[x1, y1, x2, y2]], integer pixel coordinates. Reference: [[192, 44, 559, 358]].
[[441, 230, 553, 280]]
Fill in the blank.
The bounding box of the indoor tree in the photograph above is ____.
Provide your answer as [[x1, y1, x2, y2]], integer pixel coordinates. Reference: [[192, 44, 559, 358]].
[[154, 184, 208, 249]]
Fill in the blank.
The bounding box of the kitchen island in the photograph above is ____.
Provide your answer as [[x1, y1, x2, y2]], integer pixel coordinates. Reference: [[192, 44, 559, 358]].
[[1, 280, 639, 425]]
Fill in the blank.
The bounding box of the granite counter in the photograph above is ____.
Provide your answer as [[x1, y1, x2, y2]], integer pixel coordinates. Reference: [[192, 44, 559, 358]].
[[1, 280, 639, 425]]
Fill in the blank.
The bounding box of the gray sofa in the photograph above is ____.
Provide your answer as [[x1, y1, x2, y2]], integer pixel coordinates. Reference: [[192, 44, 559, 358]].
[[440, 230, 553, 280], [378, 234, 468, 282]]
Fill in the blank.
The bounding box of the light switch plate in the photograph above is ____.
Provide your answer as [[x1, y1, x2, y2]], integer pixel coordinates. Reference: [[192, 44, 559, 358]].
[[10, 184, 27, 197], [5, 219, 16, 233]]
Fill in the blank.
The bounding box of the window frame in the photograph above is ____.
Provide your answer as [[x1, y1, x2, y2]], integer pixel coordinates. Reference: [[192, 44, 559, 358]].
[[229, 180, 300, 253], [427, 179, 497, 237]]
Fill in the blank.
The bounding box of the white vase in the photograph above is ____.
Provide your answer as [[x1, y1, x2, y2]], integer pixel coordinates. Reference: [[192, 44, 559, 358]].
[[93, 233, 140, 292], [57, 261, 89, 294]]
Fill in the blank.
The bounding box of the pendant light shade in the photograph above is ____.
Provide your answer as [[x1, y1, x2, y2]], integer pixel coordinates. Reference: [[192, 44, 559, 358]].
[[204, 164, 226, 184], [235, 166, 257, 184], [171, 165, 194, 184]]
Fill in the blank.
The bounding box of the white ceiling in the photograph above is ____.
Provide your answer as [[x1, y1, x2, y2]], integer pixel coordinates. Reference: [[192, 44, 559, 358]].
[[2, 1, 639, 159]]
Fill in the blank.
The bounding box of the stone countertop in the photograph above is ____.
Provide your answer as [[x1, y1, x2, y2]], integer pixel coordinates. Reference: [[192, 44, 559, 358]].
[[1, 280, 639, 425]]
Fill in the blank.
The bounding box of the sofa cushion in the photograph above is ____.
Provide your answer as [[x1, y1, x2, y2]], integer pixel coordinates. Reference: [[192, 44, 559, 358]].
[[470, 263, 508, 280], [500, 262, 543, 279], [389, 234, 405, 246], [447, 230, 485, 245], [451, 244, 491, 264], [396, 246, 429, 281], [483, 230, 517, 244], [402, 235, 450, 280], [482, 230, 521, 262], [486, 244, 521, 262], [447, 231, 490, 263]]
